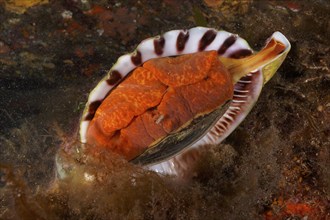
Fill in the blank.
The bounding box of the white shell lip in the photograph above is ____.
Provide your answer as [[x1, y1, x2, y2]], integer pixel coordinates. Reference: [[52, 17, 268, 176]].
[[77, 27, 290, 178], [272, 31, 291, 49], [259, 31, 291, 85]]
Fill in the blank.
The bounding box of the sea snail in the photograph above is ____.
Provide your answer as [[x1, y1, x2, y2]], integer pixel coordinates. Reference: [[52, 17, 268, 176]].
[[59, 27, 291, 179]]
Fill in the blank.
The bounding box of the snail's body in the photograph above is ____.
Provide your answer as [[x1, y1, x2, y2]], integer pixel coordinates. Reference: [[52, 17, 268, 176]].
[[87, 50, 233, 161]]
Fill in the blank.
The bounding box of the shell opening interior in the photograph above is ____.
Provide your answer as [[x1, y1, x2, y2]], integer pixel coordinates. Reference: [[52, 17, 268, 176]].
[[219, 38, 286, 84]]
